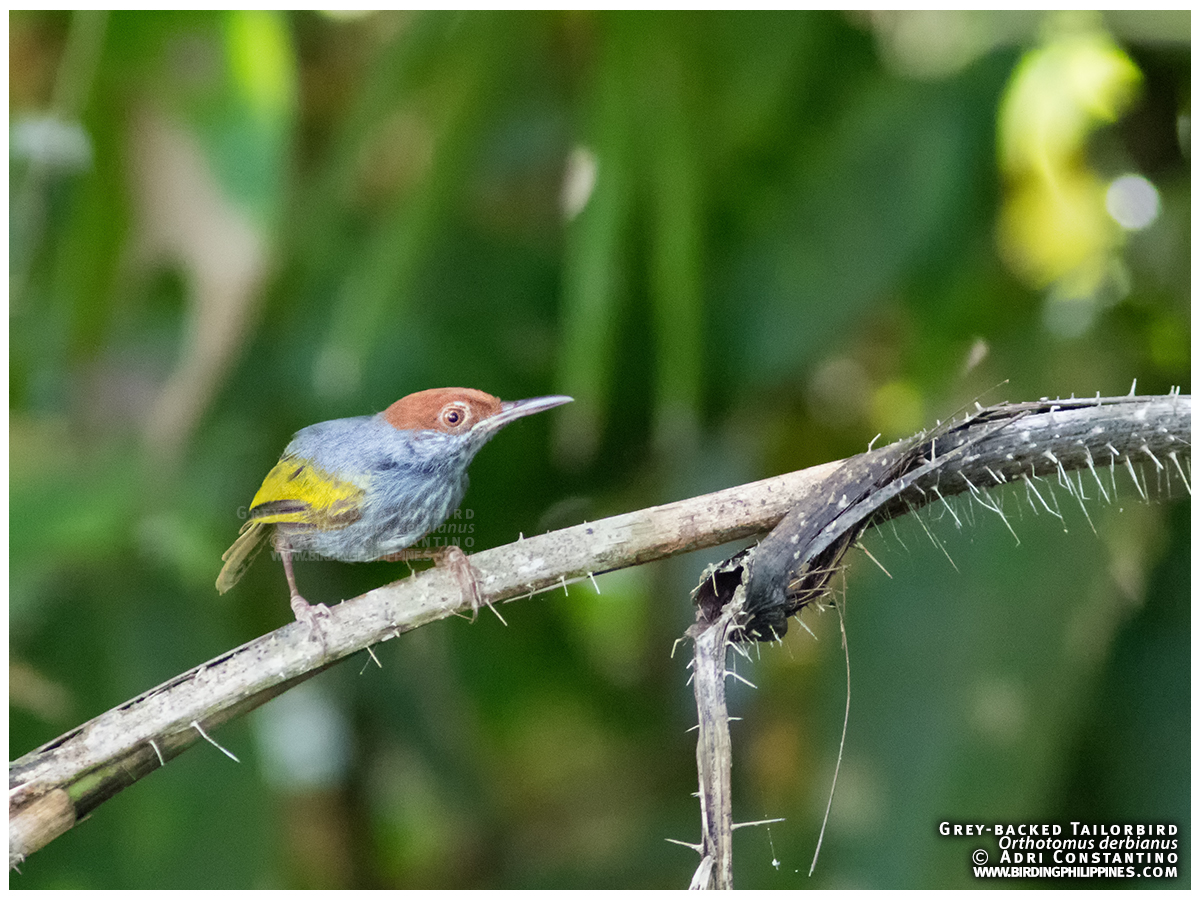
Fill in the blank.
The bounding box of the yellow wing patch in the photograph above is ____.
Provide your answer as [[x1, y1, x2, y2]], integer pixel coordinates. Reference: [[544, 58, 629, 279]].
[[215, 457, 366, 594], [248, 457, 366, 530]]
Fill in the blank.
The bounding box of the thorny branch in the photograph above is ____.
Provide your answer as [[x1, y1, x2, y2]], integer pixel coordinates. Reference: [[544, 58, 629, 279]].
[[9, 393, 1191, 875], [684, 392, 1190, 889]]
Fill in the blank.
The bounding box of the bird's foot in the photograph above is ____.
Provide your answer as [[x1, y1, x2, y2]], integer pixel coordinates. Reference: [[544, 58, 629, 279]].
[[441, 544, 499, 623], [290, 593, 332, 645], [384, 544, 503, 624], [412, 545, 504, 625]]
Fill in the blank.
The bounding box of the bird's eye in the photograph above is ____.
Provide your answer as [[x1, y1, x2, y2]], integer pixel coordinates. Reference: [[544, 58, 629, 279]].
[[442, 405, 467, 428]]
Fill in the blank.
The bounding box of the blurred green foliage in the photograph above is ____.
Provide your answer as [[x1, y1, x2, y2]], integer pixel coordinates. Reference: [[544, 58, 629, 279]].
[[10, 10, 1189, 888]]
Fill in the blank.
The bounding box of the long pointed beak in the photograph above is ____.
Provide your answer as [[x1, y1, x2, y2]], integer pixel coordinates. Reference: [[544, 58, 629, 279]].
[[484, 394, 573, 432]]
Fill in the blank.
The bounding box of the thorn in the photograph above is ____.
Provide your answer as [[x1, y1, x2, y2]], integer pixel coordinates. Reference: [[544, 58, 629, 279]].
[[1037, 469, 1067, 525], [1141, 443, 1164, 471], [965, 475, 1021, 545], [724, 669, 757, 689], [560, 575, 569, 596], [908, 502, 959, 572], [192, 721, 240, 763], [364, 644, 383, 672], [856, 541, 892, 578], [1168, 451, 1191, 495], [1022, 473, 1062, 521], [1124, 457, 1147, 500], [149, 739, 165, 767], [962, 472, 982, 497], [1084, 447, 1111, 504], [959, 483, 978, 528], [486, 600, 508, 626], [732, 817, 787, 830], [1043, 449, 1068, 489], [931, 485, 962, 529], [1070, 469, 1097, 535], [867, 433, 881, 451], [588, 571, 601, 594]]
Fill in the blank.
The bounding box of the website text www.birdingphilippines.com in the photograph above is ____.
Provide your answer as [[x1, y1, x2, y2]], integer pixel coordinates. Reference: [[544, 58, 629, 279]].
[[937, 820, 1181, 883]]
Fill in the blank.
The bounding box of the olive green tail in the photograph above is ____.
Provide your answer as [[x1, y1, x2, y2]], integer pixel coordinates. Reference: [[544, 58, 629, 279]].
[[216, 521, 270, 593]]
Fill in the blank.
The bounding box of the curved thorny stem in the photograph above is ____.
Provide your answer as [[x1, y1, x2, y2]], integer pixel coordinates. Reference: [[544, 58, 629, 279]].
[[685, 392, 1189, 888]]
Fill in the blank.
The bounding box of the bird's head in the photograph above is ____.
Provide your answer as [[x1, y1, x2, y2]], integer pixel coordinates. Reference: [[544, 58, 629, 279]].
[[382, 388, 572, 454]]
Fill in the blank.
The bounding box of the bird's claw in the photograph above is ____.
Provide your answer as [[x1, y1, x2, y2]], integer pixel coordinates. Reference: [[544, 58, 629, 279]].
[[290, 594, 332, 646], [437, 545, 505, 625]]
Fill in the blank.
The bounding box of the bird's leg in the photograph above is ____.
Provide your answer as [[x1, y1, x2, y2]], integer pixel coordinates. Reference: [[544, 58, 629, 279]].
[[276, 534, 331, 642]]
